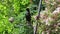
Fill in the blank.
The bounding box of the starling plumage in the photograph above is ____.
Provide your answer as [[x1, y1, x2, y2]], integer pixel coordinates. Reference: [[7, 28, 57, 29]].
[[26, 8, 31, 22]]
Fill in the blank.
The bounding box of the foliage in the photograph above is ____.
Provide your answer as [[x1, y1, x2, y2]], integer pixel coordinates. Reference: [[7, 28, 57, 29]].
[[0, 0, 60, 34], [0, 0, 30, 34]]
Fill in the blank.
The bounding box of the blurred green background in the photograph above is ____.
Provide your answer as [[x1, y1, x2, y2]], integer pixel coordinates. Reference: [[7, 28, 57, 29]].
[[0, 0, 60, 34]]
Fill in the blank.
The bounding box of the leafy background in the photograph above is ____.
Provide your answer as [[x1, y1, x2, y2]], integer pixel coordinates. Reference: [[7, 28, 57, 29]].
[[0, 0, 60, 34]]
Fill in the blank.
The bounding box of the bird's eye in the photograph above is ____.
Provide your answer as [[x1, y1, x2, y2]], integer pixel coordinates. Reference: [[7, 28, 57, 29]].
[[33, 7, 37, 10]]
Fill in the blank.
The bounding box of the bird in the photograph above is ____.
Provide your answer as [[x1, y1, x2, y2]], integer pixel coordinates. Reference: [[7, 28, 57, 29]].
[[25, 8, 31, 22]]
